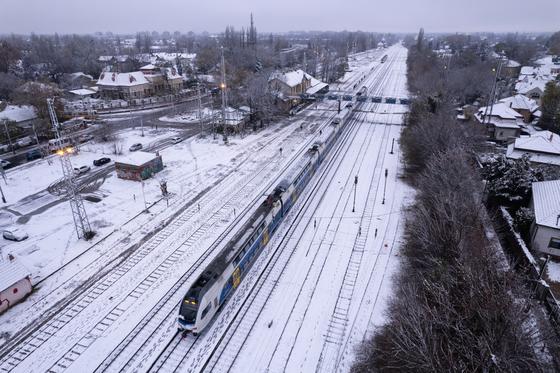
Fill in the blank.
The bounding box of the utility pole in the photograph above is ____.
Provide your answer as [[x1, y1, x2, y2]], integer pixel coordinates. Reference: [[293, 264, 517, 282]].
[[482, 60, 504, 126], [220, 46, 228, 144], [0, 182, 5, 203], [2, 119, 15, 155], [47, 98, 93, 240], [197, 83, 204, 136], [389, 138, 395, 154], [352, 175, 358, 212], [382, 168, 388, 205], [140, 114, 144, 137]]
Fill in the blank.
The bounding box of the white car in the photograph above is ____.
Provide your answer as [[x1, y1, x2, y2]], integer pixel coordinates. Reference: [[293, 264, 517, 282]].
[[129, 143, 143, 151], [74, 165, 91, 175], [171, 136, 183, 144], [0, 159, 11, 169], [16, 137, 33, 147], [3, 228, 29, 242]]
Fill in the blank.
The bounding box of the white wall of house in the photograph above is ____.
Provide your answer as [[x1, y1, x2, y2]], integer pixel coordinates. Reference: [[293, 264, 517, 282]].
[[531, 224, 560, 257], [0, 277, 32, 313]]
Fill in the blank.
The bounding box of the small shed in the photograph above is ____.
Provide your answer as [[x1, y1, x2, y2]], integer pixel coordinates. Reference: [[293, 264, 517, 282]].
[[0, 257, 32, 313], [115, 151, 163, 181]]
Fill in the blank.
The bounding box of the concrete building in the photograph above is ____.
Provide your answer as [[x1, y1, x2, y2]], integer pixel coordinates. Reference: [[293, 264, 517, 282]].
[[531, 179, 560, 257], [115, 151, 163, 181], [0, 257, 32, 313]]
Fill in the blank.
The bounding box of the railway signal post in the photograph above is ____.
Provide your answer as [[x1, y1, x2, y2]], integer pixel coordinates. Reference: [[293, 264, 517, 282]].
[[382, 168, 388, 205], [352, 175, 358, 212]]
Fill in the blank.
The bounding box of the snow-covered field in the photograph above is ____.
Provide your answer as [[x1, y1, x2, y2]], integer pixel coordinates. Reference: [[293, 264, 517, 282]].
[[0, 44, 410, 373]]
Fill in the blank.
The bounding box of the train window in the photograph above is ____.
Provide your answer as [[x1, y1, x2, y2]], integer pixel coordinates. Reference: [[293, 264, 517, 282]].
[[201, 304, 212, 319]]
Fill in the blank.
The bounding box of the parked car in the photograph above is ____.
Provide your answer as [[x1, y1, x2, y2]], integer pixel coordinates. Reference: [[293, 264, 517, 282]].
[[129, 143, 143, 151], [16, 137, 33, 148], [93, 157, 111, 166], [171, 137, 183, 144], [3, 228, 28, 242], [79, 134, 94, 143], [0, 159, 11, 169], [74, 165, 91, 175], [26, 148, 42, 161]]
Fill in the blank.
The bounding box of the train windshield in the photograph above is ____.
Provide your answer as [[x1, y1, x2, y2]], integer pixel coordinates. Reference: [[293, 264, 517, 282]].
[[180, 300, 198, 324]]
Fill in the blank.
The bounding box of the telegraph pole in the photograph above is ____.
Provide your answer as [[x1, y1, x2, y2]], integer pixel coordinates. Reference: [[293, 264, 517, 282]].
[[382, 168, 388, 205], [197, 83, 204, 136], [220, 46, 228, 144], [352, 175, 358, 212], [47, 98, 93, 240], [2, 120, 15, 155]]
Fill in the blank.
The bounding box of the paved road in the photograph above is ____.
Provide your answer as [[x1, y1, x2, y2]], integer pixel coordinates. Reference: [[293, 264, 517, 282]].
[[0, 95, 212, 169]]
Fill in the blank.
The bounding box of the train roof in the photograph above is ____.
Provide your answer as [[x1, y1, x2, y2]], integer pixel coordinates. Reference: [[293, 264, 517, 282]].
[[279, 151, 313, 187], [186, 200, 269, 301]]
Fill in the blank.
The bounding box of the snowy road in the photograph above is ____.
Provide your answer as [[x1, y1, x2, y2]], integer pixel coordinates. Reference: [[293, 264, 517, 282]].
[[0, 45, 409, 373]]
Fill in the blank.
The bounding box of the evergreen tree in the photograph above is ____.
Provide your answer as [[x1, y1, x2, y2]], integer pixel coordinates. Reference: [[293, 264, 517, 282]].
[[539, 81, 560, 134]]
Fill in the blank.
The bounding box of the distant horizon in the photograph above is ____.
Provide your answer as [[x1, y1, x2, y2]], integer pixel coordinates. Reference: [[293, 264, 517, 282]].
[[1, 0, 558, 36], [0, 29, 556, 38]]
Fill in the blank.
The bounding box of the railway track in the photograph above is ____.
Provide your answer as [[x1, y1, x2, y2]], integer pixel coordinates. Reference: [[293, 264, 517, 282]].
[[0, 106, 337, 373], [161, 51, 398, 373]]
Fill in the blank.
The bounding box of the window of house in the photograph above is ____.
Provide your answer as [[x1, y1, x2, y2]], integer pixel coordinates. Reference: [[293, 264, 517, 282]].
[[548, 237, 560, 250]]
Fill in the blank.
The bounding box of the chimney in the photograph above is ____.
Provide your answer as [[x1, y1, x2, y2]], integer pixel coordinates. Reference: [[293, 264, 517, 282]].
[[8, 253, 15, 262], [557, 214, 560, 226], [550, 133, 554, 142]]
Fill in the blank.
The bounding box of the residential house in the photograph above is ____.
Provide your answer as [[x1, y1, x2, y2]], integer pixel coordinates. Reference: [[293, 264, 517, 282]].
[[498, 94, 539, 123], [0, 104, 40, 132], [269, 69, 329, 111], [530, 179, 560, 257], [503, 59, 521, 78], [506, 130, 560, 168], [475, 102, 523, 141], [0, 257, 32, 313], [97, 71, 153, 100]]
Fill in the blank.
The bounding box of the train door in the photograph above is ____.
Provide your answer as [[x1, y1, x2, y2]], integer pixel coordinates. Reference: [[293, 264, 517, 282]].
[[232, 267, 241, 288], [262, 228, 270, 246]]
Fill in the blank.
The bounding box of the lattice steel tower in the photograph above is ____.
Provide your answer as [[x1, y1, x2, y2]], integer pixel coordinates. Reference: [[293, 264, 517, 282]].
[[47, 98, 93, 240]]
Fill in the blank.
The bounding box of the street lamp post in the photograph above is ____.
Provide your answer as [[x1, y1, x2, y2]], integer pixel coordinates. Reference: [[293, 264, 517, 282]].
[[382, 168, 388, 205]]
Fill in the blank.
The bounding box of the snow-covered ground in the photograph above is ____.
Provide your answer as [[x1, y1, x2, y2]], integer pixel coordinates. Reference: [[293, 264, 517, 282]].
[[0, 44, 410, 373]]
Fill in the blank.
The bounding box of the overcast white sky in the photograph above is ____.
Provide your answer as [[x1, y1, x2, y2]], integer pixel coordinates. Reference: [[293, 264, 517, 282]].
[[0, 0, 558, 34]]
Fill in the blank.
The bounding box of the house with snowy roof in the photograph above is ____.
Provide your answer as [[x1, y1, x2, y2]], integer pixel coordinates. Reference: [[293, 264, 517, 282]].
[[475, 102, 523, 141], [530, 179, 560, 257], [96, 71, 152, 100], [269, 69, 329, 111], [0, 257, 32, 313], [498, 94, 539, 123], [503, 59, 521, 78], [506, 130, 560, 168]]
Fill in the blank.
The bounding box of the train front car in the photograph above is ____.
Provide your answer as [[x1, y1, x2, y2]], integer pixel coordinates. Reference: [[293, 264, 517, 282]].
[[178, 270, 216, 334]]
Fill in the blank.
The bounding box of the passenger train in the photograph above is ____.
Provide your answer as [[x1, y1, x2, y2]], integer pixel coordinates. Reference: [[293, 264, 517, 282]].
[[178, 107, 353, 334]]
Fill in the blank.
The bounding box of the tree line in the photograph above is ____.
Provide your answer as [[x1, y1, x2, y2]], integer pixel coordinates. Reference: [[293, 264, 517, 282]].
[[352, 32, 557, 372]]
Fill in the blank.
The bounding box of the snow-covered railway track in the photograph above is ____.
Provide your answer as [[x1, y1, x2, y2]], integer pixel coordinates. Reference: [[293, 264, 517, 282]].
[[200, 111, 381, 373], [75, 113, 342, 373], [152, 53, 398, 373], [0, 109, 336, 373], [171, 108, 369, 373]]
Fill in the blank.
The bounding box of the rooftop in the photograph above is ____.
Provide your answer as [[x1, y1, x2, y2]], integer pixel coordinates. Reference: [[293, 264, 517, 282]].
[[115, 151, 160, 167], [0, 105, 37, 123], [0, 258, 31, 291], [499, 94, 539, 112], [97, 71, 150, 87], [532, 179, 560, 229]]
